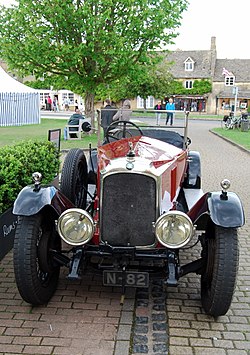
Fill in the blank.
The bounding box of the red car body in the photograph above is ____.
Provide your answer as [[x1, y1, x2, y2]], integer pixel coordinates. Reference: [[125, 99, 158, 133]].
[[12, 117, 244, 317]]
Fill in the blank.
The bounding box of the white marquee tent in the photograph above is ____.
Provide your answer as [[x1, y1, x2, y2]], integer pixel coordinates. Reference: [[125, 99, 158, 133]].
[[0, 66, 40, 127]]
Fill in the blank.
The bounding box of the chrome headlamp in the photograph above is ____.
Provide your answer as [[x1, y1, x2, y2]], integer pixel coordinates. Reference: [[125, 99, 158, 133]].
[[58, 208, 94, 246], [154, 211, 194, 248]]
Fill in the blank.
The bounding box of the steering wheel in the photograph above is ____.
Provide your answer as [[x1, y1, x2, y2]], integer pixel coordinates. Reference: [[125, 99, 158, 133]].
[[105, 120, 143, 143]]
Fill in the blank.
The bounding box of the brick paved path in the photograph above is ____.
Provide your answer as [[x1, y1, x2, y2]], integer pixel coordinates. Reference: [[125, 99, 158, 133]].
[[165, 120, 250, 355], [0, 119, 249, 355]]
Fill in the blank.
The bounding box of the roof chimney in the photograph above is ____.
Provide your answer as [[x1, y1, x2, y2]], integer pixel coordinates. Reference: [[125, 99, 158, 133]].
[[210, 37, 217, 76], [211, 36, 216, 51]]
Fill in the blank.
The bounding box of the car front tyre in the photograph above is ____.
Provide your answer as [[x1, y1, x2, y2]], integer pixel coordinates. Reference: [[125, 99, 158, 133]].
[[13, 213, 60, 305], [201, 225, 238, 317], [60, 148, 88, 208]]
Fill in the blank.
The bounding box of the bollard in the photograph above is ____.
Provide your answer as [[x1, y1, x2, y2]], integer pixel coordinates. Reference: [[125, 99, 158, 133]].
[[241, 119, 249, 132]]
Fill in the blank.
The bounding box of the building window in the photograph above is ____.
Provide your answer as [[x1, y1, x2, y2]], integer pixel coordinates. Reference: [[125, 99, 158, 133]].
[[225, 76, 235, 86], [137, 96, 154, 108], [184, 58, 194, 71], [39, 92, 50, 104], [185, 80, 193, 89], [62, 92, 74, 103]]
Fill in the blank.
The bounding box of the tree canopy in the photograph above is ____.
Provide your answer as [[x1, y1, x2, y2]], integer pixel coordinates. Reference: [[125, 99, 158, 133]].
[[0, 0, 188, 116], [96, 55, 174, 106]]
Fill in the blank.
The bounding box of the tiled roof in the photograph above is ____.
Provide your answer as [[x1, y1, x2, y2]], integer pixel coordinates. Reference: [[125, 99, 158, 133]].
[[165, 50, 212, 78], [165, 50, 250, 83], [214, 59, 250, 82], [217, 88, 250, 98]]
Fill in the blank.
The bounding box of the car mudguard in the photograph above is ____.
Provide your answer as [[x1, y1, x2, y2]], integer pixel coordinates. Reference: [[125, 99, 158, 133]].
[[13, 185, 74, 217], [207, 191, 245, 228], [183, 151, 201, 189], [88, 149, 97, 184], [188, 191, 244, 229]]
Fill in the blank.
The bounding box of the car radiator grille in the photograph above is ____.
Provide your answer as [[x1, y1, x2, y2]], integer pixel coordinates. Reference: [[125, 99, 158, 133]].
[[101, 173, 156, 247]]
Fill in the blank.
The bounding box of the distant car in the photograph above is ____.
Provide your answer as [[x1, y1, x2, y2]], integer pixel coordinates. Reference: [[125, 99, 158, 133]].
[[13, 113, 245, 317]]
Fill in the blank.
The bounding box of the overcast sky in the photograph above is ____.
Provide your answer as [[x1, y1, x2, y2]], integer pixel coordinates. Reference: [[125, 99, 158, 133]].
[[168, 0, 250, 59], [0, 0, 249, 59]]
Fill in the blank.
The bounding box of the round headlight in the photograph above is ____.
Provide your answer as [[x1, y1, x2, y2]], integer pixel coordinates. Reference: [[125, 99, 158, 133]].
[[155, 211, 193, 248], [58, 208, 94, 246]]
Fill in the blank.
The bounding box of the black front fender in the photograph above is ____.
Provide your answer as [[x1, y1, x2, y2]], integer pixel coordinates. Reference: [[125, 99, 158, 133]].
[[13, 185, 74, 217], [207, 191, 245, 228]]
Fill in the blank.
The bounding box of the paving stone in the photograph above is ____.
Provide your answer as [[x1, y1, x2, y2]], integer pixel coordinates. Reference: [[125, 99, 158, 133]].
[[153, 322, 167, 331], [135, 316, 148, 324], [133, 334, 148, 344], [153, 343, 168, 353], [1, 120, 250, 355], [132, 344, 148, 353], [151, 313, 166, 322], [152, 304, 166, 311], [152, 333, 168, 342], [114, 340, 131, 355], [134, 325, 149, 333]]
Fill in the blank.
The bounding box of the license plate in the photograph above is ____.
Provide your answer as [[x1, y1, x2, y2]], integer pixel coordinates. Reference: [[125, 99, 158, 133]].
[[103, 271, 149, 288]]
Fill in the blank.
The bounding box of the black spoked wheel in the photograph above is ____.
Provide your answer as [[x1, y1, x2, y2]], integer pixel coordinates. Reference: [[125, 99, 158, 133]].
[[221, 118, 230, 129], [105, 120, 143, 143], [201, 225, 239, 317], [13, 213, 61, 305], [60, 148, 88, 208]]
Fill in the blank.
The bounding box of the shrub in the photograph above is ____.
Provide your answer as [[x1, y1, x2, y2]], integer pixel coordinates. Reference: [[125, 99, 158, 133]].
[[0, 140, 60, 214]]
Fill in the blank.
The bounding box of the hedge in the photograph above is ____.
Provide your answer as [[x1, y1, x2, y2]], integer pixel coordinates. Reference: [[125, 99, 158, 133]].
[[0, 140, 60, 214]]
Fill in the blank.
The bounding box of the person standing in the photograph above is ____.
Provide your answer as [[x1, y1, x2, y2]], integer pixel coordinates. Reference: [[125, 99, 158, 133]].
[[53, 96, 59, 112], [166, 98, 175, 125], [101, 99, 117, 135], [47, 96, 52, 111], [154, 101, 163, 125], [113, 99, 132, 121], [63, 98, 70, 111]]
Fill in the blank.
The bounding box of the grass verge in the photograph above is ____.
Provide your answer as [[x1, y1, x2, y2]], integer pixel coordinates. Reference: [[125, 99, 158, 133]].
[[1, 117, 249, 151], [0, 118, 100, 150], [211, 127, 250, 150]]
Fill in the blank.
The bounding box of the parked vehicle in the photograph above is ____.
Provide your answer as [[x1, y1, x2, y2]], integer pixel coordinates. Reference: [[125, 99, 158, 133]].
[[222, 111, 249, 130], [12, 112, 245, 317]]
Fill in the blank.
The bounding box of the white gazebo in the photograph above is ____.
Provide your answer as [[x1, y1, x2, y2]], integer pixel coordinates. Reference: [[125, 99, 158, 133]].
[[0, 66, 40, 126]]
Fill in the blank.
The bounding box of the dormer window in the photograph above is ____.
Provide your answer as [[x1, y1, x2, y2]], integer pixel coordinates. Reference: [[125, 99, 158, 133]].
[[184, 57, 194, 71], [225, 76, 235, 86]]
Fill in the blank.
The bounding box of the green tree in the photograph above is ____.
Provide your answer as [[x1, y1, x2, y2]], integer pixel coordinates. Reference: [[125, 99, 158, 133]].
[[0, 0, 188, 123], [117, 57, 174, 108], [165, 79, 212, 96], [95, 54, 174, 107]]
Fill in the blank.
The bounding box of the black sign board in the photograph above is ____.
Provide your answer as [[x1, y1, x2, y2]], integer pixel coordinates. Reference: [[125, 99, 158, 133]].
[[0, 207, 17, 261], [48, 128, 61, 152]]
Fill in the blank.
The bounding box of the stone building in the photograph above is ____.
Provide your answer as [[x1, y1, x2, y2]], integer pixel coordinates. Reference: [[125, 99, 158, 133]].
[[165, 37, 250, 115], [2, 37, 250, 114]]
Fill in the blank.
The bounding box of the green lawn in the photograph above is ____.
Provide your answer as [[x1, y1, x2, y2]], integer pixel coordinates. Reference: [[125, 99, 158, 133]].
[[0, 118, 101, 150], [212, 127, 250, 150], [1, 117, 249, 151]]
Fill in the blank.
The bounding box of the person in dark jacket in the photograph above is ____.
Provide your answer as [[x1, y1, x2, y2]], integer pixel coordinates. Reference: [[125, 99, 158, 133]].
[[154, 101, 164, 125], [65, 109, 84, 138], [100, 99, 117, 135]]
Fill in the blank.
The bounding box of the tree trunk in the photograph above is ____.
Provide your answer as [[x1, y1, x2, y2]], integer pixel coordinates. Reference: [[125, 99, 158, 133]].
[[84, 92, 95, 128], [143, 98, 147, 110]]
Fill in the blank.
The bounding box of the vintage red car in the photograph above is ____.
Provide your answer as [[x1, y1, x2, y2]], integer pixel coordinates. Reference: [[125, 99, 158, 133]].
[[13, 115, 245, 317]]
